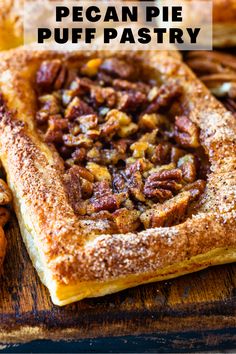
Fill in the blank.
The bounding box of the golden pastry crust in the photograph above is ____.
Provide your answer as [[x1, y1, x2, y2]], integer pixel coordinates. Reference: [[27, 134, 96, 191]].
[[208, 0, 236, 47], [0, 48, 236, 306], [213, 0, 236, 23], [0, 0, 23, 51]]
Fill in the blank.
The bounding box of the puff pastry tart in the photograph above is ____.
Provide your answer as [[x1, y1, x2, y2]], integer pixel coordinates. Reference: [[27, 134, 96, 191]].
[[0, 49, 235, 306]]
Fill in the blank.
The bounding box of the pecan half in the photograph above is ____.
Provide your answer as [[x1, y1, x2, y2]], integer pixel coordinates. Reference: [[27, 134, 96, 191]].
[[178, 154, 197, 183], [174, 116, 200, 148], [65, 97, 94, 121], [90, 181, 125, 213], [0, 207, 10, 226], [145, 81, 182, 114], [117, 91, 147, 112], [144, 169, 182, 201], [36, 60, 65, 91], [100, 58, 137, 80], [63, 166, 82, 210], [0, 179, 12, 205], [113, 208, 141, 233], [140, 191, 191, 228], [182, 179, 206, 200]]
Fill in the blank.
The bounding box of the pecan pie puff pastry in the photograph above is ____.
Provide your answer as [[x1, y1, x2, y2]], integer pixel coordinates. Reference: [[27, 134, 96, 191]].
[[0, 49, 235, 306]]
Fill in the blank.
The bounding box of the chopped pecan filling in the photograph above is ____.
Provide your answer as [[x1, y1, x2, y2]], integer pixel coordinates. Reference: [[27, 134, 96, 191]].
[[35, 57, 207, 233]]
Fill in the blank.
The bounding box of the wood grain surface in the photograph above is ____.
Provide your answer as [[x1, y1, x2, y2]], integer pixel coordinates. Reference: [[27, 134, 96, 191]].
[[0, 215, 236, 346]]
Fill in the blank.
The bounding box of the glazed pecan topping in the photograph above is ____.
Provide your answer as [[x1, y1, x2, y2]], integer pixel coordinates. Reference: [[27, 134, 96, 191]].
[[174, 116, 200, 148], [144, 169, 182, 201], [36, 60, 66, 91], [35, 57, 207, 233]]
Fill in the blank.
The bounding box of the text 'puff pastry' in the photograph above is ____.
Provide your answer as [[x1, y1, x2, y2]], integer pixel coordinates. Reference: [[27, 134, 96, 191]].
[[0, 49, 235, 306]]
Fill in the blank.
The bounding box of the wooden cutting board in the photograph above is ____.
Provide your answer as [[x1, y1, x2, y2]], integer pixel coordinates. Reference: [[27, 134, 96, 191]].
[[0, 215, 236, 348]]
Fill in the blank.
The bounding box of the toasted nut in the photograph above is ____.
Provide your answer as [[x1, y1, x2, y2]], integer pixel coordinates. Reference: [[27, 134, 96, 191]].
[[0, 207, 10, 226], [171, 146, 185, 164], [145, 81, 182, 114], [87, 147, 101, 160], [106, 109, 131, 125], [36, 60, 62, 90], [138, 113, 159, 130], [145, 163, 176, 178], [147, 86, 159, 102], [130, 142, 149, 158], [77, 114, 98, 133], [81, 58, 102, 77], [63, 166, 82, 211], [129, 171, 146, 202], [139, 129, 158, 144], [183, 179, 206, 200], [151, 142, 171, 165], [75, 166, 94, 182], [65, 97, 94, 120], [91, 194, 119, 213], [117, 91, 146, 112], [80, 178, 94, 199], [0, 180, 12, 205], [113, 208, 141, 233], [63, 134, 93, 148], [178, 154, 196, 183], [39, 94, 61, 115], [118, 122, 138, 138], [68, 123, 81, 136], [174, 116, 200, 148], [62, 90, 74, 106], [100, 58, 136, 79], [144, 169, 182, 201], [86, 129, 100, 139], [86, 162, 111, 182], [140, 191, 191, 229]]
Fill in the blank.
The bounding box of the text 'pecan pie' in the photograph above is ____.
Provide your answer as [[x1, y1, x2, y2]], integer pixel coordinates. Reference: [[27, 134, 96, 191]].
[[0, 49, 235, 306]]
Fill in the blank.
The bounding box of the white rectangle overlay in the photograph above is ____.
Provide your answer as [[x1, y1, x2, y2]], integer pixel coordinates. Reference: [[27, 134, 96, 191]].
[[24, 0, 212, 51]]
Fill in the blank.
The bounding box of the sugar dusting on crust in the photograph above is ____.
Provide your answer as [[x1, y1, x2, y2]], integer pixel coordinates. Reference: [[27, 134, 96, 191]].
[[0, 49, 235, 285]]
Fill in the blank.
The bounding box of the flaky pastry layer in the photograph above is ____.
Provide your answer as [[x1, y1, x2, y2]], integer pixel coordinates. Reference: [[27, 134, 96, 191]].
[[0, 49, 235, 305], [0, 0, 23, 51]]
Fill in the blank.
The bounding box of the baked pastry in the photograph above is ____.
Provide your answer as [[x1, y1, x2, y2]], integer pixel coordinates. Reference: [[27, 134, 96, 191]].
[[181, 0, 236, 47], [0, 48, 235, 306], [212, 0, 236, 47], [0, 0, 23, 51], [186, 50, 236, 115]]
